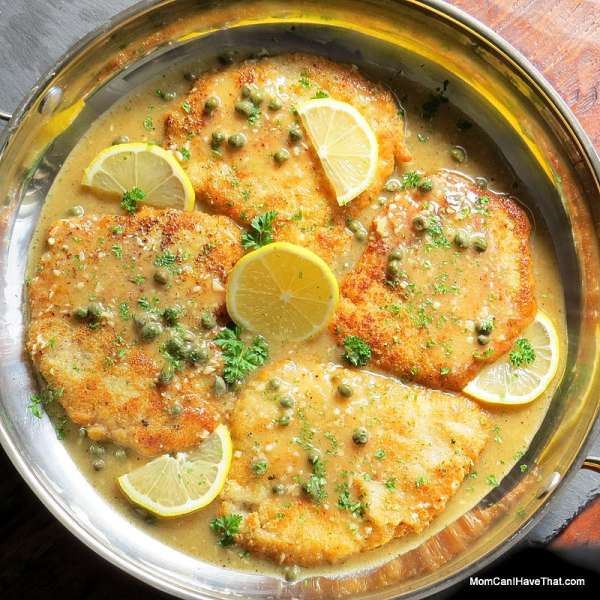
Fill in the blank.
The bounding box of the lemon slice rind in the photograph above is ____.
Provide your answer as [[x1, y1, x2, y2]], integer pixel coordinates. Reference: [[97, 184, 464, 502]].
[[463, 312, 559, 406], [297, 98, 378, 206], [226, 241, 339, 342], [117, 424, 232, 517], [82, 142, 195, 211]]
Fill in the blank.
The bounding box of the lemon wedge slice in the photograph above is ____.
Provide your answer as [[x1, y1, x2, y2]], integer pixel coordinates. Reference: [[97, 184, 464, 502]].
[[297, 98, 378, 206], [226, 241, 339, 342], [82, 142, 195, 211], [117, 424, 232, 517], [463, 312, 559, 406]]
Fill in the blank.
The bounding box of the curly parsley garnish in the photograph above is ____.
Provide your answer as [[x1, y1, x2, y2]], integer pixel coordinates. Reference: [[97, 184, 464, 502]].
[[28, 385, 64, 419], [241, 211, 278, 250], [337, 482, 367, 517], [509, 338, 536, 368], [210, 514, 243, 547], [214, 327, 269, 384], [121, 187, 145, 214], [342, 335, 372, 367]]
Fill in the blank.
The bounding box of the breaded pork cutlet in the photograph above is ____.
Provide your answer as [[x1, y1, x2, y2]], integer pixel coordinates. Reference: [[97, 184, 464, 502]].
[[219, 358, 489, 566], [332, 172, 536, 391], [165, 53, 411, 265], [27, 208, 242, 456]]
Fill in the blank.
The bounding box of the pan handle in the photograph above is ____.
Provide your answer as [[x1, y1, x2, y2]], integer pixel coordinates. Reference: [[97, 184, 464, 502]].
[[582, 456, 600, 473]]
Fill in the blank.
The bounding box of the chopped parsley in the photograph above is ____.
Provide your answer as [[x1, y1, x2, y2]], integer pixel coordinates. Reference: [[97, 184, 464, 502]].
[[182, 101, 191, 113], [342, 335, 372, 367], [252, 458, 268, 476], [118, 302, 130, 321], [179, 147, 191, 160], [210, 514, 243, 546], [121, 187, 145, 214], [384, 477, 397, 490], [111, 244, 123, 259], [143, 116, 154, 131], [241, 210, 278, 250], [28, 385, 64, 419], [299, 73, 311, 88], [303, 474, 327, 503], [519, 464, 528, 473], [154, 250, 178, 269], [55, 416, 68, 440], [247, 110, 260, 126], [423, 215, 451, 248], [374, 448, 385, 460], [509, 338, 536, 368], [474, 195, 490, 216], [214, 326, 269, 384], [111, 224, 124, 235], [415, 477, 427, 488], [486, 474, 499, 487], [401, 171, 422, 189], [312, 90, 329, 99], [337, 482, 366, 517]]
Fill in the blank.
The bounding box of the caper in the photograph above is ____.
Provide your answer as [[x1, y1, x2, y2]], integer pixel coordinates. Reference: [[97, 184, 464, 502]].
[[228, 133, 247, 148], [384, 178, 402, 193], [389, 247, 404, 261], [132, 506, 157, 525], [112, 135, 130, 145], [289, 124, 303, 142], [450, 146, 467, 163], [158, 364, 175, 386], [184, 71, 198, 82], [72, 307, 88, 321], [268, 377, 281, 391], [166, 336, 185, 358], [412, 213, 427, 231], [279, 395, 294, 408], [141, 321, 163, 340], [241, 83, 254, 98], [337, 383, 353, 398], [204, 96, 220, 113], [114, 448, 127, 460], [163, 306, 181, 326], [235, 99, 255, 117], [78, 427, 87, 438], [274, 148, 290, 164], [284, 565, 300, 582], [472, 234, 488, 252], [201, 311, 217, 329], [453, 229, 470, 249], [477, 334, 490, 346], [153, 268, 170, 285], [87, 302, 104, 321], [347, 219, 360, 233], [268, 97, 283, 111], [187, 346, 210, 364], [387, 260, 402, 278], [249, 88, 264, 106], [162, 90, 177, 102], [218, 50, 235, 65], [211, 130, 226, 148], [355, 229, 367, 242], [272, 483, 286, 495], [89, 444, 105, 457], [68, 205, 84, 217], [170, 401, 183, 415], [475, 318, 494, 335], [308, 449, 321, 465], [352, 427, 369, 445], [92, 459, 105, 471], [277, 414, 291, 426], [213, 375, 227, 395], [418, 179, 433, 193]]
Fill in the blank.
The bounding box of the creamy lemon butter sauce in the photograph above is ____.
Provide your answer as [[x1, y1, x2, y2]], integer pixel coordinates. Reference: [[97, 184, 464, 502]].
[[27, 65, 566, 578]]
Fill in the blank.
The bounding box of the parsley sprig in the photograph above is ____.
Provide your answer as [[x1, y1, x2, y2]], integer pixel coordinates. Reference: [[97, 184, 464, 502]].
[[121, 187, 145, 214], [210, 514, 243, 546], [241, 211, 278, 250], [342, 335, 372, 367], [214, 326, 269, 383], [509, 338, 536, 368]]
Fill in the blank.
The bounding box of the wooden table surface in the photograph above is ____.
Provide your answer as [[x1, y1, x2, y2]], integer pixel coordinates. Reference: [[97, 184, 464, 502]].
[[0, 1, 599, 598]]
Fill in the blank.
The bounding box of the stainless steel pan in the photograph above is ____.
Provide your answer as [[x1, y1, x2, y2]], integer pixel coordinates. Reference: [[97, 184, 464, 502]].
[[1, 1, 599, 598]]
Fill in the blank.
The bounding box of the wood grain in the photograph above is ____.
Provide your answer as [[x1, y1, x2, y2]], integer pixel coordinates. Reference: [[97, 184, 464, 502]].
[[449, 0, 600, 149]]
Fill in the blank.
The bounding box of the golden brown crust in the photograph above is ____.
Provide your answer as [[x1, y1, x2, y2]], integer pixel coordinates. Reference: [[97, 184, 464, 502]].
[[220, 359, 488, 566], [165, 53, 410, 266], [27, 208, 242, 456], [332, 172, 536, 391]]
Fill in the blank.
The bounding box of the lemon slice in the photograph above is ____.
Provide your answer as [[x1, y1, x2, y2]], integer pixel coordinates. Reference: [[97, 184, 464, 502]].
[[82, 142, 195, 211], [117, 424, 232, 517], [297, 98, 378, 206], [226, 241, 339, 342], [463, 312, 559, 406]]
